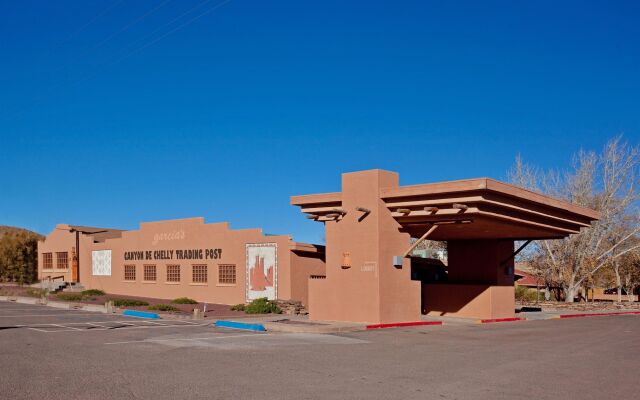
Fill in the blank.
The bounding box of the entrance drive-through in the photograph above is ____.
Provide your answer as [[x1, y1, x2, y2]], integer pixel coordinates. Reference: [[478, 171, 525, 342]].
[[292, 169, 599, 324]]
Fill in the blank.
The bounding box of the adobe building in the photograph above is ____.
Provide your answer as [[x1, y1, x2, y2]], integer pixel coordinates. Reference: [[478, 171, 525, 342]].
[[291, 169, 599, 324], [37, 218, 325, 306], [37, 169, 598, 324]]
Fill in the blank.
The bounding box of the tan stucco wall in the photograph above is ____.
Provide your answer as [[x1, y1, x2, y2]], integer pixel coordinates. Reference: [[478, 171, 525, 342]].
[[447, 240, 515, 286], [289, 252, 325, 306], [38, 218, 324, 305], [423, 284, 515, 319], [308, 170, 421, 324], [422, 239, 516, 319], [37, 225, 83, 282]]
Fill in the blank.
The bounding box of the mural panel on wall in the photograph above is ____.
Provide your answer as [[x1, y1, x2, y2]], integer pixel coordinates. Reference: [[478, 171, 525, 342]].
[[91, 250, 112, 276], [246, 243, 277, 301]]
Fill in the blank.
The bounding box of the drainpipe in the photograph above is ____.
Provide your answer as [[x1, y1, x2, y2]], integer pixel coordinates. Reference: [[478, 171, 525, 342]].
[[68, 228, 109, 285], [75, 230, 80, 283]]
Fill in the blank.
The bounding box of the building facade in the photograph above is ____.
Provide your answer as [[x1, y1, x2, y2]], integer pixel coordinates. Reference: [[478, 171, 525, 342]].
[[292, 169, 599, 324], [38, 169, 599, 324], [38, 217, 325, 306]]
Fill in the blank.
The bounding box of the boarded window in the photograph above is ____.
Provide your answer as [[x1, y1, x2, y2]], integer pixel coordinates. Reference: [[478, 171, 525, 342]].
[[143, 265, 157, 282], [92, 250, 112, 276], [42, 253, 53, 269], [192, 265, 208, 283], [124, 265, 136, 281], [166, 265, 180, 282], [218, 264, 236, 284], [56, 252, 69, 269]]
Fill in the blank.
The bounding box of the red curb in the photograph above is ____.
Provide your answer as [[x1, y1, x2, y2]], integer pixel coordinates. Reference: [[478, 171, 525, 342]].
[[558, 311, 640, 319], [479, 317, 526, 324], [366, 321, 443, 329]]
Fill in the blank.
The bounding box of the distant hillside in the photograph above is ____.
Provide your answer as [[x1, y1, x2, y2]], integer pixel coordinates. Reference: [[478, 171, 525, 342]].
[[0, 226, 44, 240]]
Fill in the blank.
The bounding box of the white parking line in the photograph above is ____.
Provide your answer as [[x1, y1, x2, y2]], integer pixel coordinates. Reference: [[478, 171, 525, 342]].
[[17, 322, 207, 333], [171, 320, 200, 325], [104, 333, 262, 345], [137, 320, 164, 325], [111, 321, 136, 326], [28, 327, 68, 333], [0, 311, 98, 318], [52, 323, 83, 331], [86, 322, 110, 328]]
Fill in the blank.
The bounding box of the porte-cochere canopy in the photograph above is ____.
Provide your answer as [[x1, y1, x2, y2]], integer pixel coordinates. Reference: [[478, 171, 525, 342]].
[[292, 177, 599, 241]]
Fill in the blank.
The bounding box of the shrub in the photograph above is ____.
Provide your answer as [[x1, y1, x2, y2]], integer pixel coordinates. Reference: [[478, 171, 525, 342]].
[[81, 289, 105, 296], [25, 288, 48, 298], [515, 286, 540, 302], [243, 298, 282, 314], [56, 293, 84, 302], [172, 297, 198, 304], [230, 303, 245, 312], [110, 298, 149, 307], [148, 304, 178, 312]]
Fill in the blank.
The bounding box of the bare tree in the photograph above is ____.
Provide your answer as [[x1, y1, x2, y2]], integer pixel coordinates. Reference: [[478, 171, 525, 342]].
[[509, 136, 640, 302], [411, 239, 447, 260], [619, 251, 640, 302]]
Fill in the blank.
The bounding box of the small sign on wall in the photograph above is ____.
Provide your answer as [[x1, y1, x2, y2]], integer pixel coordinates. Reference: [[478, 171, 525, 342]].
[[92, 250, 112, 276], [361, 262, 377, 273]]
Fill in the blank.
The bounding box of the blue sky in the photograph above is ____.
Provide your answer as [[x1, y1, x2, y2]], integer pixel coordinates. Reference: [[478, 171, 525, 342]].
[[1, 0, 638, 243]]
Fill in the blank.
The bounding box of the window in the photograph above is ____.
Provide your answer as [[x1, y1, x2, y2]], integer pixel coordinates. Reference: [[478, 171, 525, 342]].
[[124, 265, 136, 281], [192, 264, 208, 283], [143, 265, 157, 282], [56, 252, 69, 269], [166, 265, 180, 282], [218, 264, 236, 284], [42, 253, 53, 269]]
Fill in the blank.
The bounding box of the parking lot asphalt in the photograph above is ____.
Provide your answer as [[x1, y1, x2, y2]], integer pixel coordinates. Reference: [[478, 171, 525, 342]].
[[1, 300, 638, 400]]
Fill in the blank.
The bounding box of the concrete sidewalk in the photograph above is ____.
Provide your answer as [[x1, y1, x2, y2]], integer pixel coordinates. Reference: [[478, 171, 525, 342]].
[[214, 314, 367, 333], [5, 295, 638, 332]]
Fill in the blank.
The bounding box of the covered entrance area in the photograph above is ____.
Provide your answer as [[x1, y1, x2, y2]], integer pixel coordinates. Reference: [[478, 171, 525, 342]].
[[292, 169, 599, 324]]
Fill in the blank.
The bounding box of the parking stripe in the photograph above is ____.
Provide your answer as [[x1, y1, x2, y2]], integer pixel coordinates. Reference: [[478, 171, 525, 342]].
[[87, 322, 110, 328], [53, 323, 83, 331], [104, 333, 262, 345], [14, 322, 207, 333], [27, 327, 63, 333], [0, 313, 101, 317], [0, 308, 57, 311]]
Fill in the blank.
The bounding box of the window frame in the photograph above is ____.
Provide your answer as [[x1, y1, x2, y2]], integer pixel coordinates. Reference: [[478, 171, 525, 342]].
[[143, 264, 157, 282], [42, 253, 53, 270], [191, 264, 208, 284], [218, 264, 236, 285], [124, 265, 136, 281], [166, 264, 181, 283], [55, 252, 69, 270]]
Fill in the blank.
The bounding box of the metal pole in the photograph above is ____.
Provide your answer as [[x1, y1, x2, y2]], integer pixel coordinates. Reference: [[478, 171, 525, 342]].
[[500, 239, 532, 266]]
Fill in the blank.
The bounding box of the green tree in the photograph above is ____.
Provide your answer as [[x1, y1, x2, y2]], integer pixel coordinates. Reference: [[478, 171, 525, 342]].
[[0, 228, 42, 284]]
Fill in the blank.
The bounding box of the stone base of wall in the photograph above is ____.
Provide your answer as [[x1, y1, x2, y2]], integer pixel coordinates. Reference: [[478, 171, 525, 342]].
[[276, 300, 308, 315], [517, 300, 640, 311]]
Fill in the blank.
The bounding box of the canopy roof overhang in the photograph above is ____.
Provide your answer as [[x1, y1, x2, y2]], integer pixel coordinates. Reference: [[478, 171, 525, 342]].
[[56, 224, 126, 243], [291, 178, 600, 241]]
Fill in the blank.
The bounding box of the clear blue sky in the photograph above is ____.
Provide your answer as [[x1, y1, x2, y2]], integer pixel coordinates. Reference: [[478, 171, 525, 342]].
[[1, 0, 638, 243]]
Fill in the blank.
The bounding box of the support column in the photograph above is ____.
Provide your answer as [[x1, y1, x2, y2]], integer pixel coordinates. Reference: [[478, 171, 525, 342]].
[[308, 170, 422, 324]]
